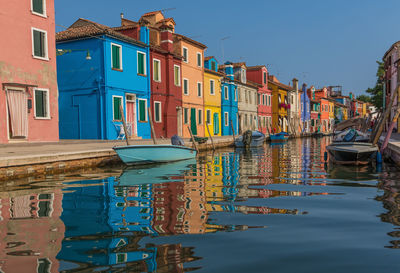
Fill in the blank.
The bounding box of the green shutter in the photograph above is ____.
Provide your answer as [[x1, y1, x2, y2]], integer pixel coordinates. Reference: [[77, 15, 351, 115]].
[[138, 53, 145, 74], [35, 90, 44, 117], [155, 102, 160, 121], [33, 30, 44, 57], [139, 99, 146, 121], [112, 45, 120, 69], [190, 108, 197, 135], [213, 113, 219, 135], [113, 97, 121, 120], [32, 0, 44, 14]]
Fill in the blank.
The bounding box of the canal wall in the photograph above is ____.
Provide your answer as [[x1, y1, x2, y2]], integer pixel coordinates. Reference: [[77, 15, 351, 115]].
[[0, 137, 234, 181], [380, 133, 400, 167]]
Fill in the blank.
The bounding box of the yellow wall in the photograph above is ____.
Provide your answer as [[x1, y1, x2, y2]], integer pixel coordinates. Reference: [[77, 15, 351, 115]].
[[329, 101, 335, 119], [204, 71, 222, 136], [270, 81, 288, 132]]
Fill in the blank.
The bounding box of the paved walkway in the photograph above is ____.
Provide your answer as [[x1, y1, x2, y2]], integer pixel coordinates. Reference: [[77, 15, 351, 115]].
[[0, 136, 234, 168]]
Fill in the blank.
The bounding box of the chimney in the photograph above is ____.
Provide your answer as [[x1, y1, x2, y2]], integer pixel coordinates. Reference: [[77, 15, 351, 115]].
[[120, 13, 124, 19], [139, 21, 150, 45], [292, 78, 298, 92], [160, 24, 173, 52]]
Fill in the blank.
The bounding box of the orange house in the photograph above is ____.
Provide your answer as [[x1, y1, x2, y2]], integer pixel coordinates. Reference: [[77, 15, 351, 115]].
[[314, 87, 330, 132], [173, 34, 207, 137]]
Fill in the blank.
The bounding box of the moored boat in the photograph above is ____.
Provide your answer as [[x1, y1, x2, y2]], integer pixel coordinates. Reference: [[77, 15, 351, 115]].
[[326, 142, 378, 165], [113, 145, 197, 165], [270, 132, 289, 142], [235, 130, 265, 148]]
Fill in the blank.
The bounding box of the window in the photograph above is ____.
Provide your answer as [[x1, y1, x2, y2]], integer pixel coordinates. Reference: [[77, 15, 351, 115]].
[[116, 253, 127, 264], [241, 69, 246, 82], [197, 52, 202, 67], [34, 88, 49, 119], [263, 71, 267, 84], [183, 78, 189, 95], [224, 86, 229, 100], [211, 61, 216, 71], [138, 99, 147, 122], [113, 96, 122, 121], [234, 88, 237, 101], [206, 109, 211, 124], [111, 43, 122, 70], [198, 109, 202, 124], [210, 80, 215, 95], [183, 47, 188, 62], [197, 82, 202, 97], [32, 0, 46, 16], [224, 112, 229, 126], [37, 258, 51, 273], [154, 101, 161, 122], [32, 28, 47, 59], [184, 108, 189, 124], [153, 59, 161, 82], [174, 65, 181, 86], [258, 94, 261, 104], [137, 51, 146, 75]]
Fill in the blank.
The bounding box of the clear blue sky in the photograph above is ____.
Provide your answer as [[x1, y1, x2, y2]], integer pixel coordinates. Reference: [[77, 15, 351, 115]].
[[55, 0, 400, 96]]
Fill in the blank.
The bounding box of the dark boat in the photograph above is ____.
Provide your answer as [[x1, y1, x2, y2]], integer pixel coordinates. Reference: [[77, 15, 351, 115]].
[[326, 142, 378, 165], [235, 130, 265, 148]]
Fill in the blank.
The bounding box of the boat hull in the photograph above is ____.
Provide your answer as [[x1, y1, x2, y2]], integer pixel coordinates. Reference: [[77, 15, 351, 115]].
[[234, 131, 265, 148], [326, 142, 378, 165], [113, 145, 197, 165]]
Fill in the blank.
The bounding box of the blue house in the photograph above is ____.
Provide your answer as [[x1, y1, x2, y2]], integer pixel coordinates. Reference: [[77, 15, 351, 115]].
[[219, 62, 239, 135], [300, 83, 311, 133], [56, 19, 151, 140]]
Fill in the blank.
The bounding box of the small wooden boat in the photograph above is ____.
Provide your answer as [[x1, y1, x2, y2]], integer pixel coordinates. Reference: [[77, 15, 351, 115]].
[[326, 142, 378, 165], [333, 129, 369, 143], [235, 130, 265, 147], [270, 132, 289, 142], [113, 145, 197, 165]]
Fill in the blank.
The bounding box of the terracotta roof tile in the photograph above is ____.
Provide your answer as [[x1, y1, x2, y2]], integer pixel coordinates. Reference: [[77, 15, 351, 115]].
[[141, 10, 163, 17], [247, 65, 266, 70], [173, 33, 207, 49], [204, 68, 224, 77]]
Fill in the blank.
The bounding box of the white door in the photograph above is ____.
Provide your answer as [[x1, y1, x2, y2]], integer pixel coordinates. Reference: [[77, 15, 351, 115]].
[[6, 88, 28, 139]]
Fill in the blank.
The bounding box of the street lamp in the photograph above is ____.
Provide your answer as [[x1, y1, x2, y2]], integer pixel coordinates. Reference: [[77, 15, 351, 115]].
[[56, 49, 91, 60]]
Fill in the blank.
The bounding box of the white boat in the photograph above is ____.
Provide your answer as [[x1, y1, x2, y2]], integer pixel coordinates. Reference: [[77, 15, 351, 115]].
[[113, 145, 197, 165]]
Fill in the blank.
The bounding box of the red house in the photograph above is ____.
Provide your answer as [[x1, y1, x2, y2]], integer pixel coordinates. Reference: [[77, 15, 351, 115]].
[[0, 0, 59, 143], [114, 15, 183, 138], [247, 66, 272, 134]]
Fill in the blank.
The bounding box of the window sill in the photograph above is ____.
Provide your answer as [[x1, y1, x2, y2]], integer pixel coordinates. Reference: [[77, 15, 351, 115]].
[[183, 93, 189, 96], [33, 55, 49, 61], [31, 11, 47, 18], [137, 73, 147, 77], [153, 79, 161, 83], [138, 120, 148, 123], [112, 68, 123, 72], [34, 117, 51, 120], [113, 120, 122, 122]]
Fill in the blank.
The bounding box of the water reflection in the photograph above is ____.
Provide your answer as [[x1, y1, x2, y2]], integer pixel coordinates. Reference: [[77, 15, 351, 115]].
[[0, 138, 400, 272]]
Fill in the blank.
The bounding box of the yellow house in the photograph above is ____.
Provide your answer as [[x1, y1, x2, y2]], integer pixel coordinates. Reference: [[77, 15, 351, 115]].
[[268, 76, 291, 132], [328, 99, 335, 131], [362, 102, 367, 117], [204, 57, 223, 137]]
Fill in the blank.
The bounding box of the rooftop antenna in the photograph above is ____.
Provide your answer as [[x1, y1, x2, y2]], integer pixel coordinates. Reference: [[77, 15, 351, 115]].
[[160, 7, 176, 15], [220, 36, 230, 63]]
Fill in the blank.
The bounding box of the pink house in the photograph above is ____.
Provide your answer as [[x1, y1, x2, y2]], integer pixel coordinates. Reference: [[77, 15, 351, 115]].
[[0, 0, 59, 143], [247, 66, 272, 134]]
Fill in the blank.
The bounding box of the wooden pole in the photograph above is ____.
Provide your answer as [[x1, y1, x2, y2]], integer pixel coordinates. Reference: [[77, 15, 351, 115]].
[[120, 104, 130, 146], [372, 90, 398, 145], [147, 107, 157, 145], [188, 126, 199, 152], [206, 123, 215, 151], [230, 120, 236, 144]]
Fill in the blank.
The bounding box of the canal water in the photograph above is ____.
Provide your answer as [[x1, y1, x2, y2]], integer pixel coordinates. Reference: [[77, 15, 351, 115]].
[[1, 137, 400, 273]]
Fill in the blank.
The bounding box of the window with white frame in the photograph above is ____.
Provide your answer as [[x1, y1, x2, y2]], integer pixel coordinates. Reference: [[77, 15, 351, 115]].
[[34, 88, 49, 118], [198, 109, 202, 124], [224, 86, 229, 100], [183, 78, 189, 95], [174, 65, 181, 86], [153, 59, 161, 82], [206, 109, 211, 124], [197, 82, 202, 97], [197, 52, 202, 67], [210, 80, 215, 95], [182, 47, 188, 63], [137, 51, 146, 75], [138, 98, 147, 122], [32, 28, 47, 59], [111, 43, 123, 70], [224, 112, 229, 126], [154, 101, 161, 122], [32, 0, 46, 16]]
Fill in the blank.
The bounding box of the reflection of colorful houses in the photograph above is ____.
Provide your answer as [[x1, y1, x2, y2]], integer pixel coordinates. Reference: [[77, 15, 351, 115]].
[[269, 75, 291, 133], [204, 57, 223, 136], [0, 191, 64, 273], [300, 83, 311, 133]]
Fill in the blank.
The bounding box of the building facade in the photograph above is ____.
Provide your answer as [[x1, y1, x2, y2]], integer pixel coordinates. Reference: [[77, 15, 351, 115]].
[[0, 0, 59, 143], [269, 76, 290, 133], [57, 19, 151, 140], [300, 83, 311, 133], [219, 63, 239, 136], [204, 57, 223, 137]]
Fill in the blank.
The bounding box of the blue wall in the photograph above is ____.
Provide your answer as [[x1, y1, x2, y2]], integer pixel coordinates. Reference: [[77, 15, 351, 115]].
[[300, 84, 310, 124], [221, 63, 239, 135], [57, 33, 151, 140]]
